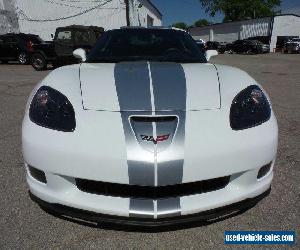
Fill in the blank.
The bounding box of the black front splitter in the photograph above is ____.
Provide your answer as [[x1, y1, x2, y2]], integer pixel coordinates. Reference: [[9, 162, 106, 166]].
[[29, 187, 270, 228]]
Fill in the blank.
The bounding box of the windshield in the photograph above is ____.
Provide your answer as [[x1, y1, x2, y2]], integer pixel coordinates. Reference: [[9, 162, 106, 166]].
[[252, 40, 263, 45], [22, 35, 44, 44], [246, 40, 258, 45], [87, 29, 207, 63]]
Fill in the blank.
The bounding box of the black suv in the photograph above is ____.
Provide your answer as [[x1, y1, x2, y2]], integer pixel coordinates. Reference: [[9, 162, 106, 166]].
[[0, 33, 43, 64], [31, 25, 104, 70], [228, 40, 270, 54], [206, 41, 226, 54]]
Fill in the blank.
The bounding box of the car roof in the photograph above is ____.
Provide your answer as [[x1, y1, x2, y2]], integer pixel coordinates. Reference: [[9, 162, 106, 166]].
[[56, 25, 104, 32], [116, 26, 188, 33], [1, 33, 39, 37]]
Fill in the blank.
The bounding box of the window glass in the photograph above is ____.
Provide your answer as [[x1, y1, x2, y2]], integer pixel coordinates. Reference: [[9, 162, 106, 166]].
[[88, 29, 207, 63], [74, 30, 91, 46], [57, 31, 72, 40]]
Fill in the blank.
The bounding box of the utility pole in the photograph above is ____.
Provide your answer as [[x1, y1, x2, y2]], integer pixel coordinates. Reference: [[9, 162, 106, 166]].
[[124, 0, 130, 26]]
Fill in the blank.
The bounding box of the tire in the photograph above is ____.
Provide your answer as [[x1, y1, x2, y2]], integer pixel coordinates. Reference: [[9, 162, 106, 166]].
[[31, 53, 47, 71], [18, 52, 28, 65], [246, 49, 253, 55]]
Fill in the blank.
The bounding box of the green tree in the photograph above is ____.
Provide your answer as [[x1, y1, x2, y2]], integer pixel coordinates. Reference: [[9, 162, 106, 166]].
[[194, 18, 211, 27], [172, 22, 188, 30], [199, 0, 281, 22]]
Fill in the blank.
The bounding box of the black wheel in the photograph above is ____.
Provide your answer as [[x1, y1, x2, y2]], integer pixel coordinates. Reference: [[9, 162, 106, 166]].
[[18, 52, 28, 64], [246, 49, 253, 55], [218, 49, 225, 54], [31, 53, 47, 71]]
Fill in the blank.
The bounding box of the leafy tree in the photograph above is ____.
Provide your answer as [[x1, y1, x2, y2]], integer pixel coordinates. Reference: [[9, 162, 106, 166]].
[[199, 0, 281, 22], [172, 22, 188, 30], [194, 18, 211, 27]]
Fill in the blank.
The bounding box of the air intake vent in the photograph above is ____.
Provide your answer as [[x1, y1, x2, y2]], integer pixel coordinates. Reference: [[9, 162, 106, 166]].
[[131, 116, 177, 123], [76, 176, 230, 199], [257, 162, 272, 179], [28, 166, 47, 184]]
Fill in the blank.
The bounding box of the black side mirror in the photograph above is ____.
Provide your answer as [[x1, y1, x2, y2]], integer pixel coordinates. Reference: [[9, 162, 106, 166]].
[[51, 34, 54, 39]]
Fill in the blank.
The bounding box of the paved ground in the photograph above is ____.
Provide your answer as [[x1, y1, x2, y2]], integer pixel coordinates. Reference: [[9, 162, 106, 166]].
[[0, 54, 299, 249]]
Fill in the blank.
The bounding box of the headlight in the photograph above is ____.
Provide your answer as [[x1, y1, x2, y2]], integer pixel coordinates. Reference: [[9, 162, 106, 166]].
[[230, 85, 271, 130], [29, 86, 76, 132]]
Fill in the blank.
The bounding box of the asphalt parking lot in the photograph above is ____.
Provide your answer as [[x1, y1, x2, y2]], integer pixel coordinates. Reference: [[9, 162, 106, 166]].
[[0, 53, 299, 249]]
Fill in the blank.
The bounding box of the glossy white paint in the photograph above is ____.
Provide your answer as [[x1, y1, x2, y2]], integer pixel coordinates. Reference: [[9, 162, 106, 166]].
[[205, 50, 218, 61], [73, 49, 86, 62], [80, 63, 221, 111], [22, 60, 278, 219]]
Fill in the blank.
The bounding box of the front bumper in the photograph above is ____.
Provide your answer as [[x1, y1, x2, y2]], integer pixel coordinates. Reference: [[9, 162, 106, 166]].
[[285, 46, 300, 53], [261, 48, 270, 53], [30, 187, 271, 227], [23, 108, 277, 220], [26, 162, 274, 220]]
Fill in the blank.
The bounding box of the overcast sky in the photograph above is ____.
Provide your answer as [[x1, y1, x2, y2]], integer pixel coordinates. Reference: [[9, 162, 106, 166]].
[[151, 0, 300, 26]]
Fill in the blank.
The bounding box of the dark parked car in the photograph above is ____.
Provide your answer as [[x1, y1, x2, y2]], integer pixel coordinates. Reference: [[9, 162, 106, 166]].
[[206, 41, 226, 54], [229, 40, 270, 54], [0, 33, 43, 64], [31, 25, 104, 70], [283, 38, 300, 54]]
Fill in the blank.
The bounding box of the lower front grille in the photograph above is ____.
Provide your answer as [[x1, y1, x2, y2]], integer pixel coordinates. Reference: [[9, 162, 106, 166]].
[[75, 176, 230, 199]]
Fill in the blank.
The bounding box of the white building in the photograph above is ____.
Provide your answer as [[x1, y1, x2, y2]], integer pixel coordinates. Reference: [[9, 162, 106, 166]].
[[0, 0, 19, 34], [1, 0, 162, 40], [189, 14, 300, 52]]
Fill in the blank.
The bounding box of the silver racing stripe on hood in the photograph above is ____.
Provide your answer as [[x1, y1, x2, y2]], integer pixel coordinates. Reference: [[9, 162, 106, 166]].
[[114, 62, 152, 111], [150, 62, 186, 111], [150, 62, 186, 218], [114, 62, 186, 219], [115, 62, 155, 187], [150, 63, 186, 187]]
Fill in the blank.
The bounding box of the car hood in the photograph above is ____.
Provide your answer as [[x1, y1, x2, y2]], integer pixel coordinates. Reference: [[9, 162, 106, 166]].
[[79, 62, 220, 111]]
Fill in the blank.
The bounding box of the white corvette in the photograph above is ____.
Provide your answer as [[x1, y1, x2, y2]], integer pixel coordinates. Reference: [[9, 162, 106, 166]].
[[22, 28, 278, 226]]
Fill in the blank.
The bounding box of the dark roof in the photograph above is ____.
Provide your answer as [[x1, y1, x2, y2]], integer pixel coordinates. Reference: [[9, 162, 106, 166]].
[[145, 0, 162, 18], [0, 33, 39, 36], [56, 25, 104, 31], [118, 27, 187, 33]]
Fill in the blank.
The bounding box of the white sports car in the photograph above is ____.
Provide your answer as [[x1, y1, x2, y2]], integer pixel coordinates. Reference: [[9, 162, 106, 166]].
[[22, 28, 278, 227]]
